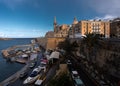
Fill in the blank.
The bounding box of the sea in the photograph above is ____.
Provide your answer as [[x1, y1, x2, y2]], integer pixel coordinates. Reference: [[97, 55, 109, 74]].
[[0, 38, 33, 82]]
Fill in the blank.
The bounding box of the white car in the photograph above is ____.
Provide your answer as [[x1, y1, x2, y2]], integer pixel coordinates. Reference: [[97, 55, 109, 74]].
[[71, 71, 80, 79], [67, 60, 72, 65]]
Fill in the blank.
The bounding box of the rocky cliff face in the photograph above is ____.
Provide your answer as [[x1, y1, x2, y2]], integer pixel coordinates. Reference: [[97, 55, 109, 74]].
[[36, 37, 47, 48]]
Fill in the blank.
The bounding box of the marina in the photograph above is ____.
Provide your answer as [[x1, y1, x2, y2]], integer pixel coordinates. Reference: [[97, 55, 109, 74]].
[[0, 38, 33, 82], [2, 42, 40, 64]]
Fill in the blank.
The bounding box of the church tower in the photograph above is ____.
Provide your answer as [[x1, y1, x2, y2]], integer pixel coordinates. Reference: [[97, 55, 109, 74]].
[[73, 17, 78, 25], [54, 16, 57, 33], [72, 17, 78, 38]]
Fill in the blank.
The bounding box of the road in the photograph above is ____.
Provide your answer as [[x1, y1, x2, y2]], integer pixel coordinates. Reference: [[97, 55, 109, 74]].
[[68, 56, 99, 86]]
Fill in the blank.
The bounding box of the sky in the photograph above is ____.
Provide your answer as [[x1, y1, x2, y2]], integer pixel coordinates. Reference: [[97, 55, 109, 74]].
[[0, 0, 120, 38]]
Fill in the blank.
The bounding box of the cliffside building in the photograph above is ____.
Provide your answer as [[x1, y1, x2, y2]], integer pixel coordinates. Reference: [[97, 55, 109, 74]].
[[54, 17, 110, 38], [69, 19, 110, 38], [46, 17, 110, 50], [110, 18, 120, 38]]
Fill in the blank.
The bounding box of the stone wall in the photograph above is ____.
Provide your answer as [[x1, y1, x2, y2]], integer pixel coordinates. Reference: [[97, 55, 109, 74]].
[[46, 37, 65, 50], [36, 37, 47, 48], [96, 49, 120, 67]]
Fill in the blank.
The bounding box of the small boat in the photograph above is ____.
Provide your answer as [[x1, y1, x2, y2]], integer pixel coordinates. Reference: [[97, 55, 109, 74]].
[[35, 79, 43, 86], [29, 62, 37, 68], [19, 70, 28, 78], [23, 68, 41, 84], [35, 76, 46, 86], [41, 59, 48, 65], [38, 65, 46, 72]]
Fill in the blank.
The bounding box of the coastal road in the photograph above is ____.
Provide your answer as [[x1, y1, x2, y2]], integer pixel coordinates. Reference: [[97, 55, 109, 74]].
[[69, 56, 99, 86], [42, 62, 59, 86]]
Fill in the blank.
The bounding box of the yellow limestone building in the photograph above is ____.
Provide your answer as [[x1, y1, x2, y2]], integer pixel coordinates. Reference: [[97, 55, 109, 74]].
[[46, 17, 110, 50], [69, 18, 110, 38]]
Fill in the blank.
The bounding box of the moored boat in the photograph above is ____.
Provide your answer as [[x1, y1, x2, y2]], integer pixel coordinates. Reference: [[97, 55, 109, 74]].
[[23, 68, 41, 84]]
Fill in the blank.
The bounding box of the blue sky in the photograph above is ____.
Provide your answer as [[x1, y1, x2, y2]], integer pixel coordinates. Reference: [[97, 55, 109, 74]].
[[0, 0, 119, 38]]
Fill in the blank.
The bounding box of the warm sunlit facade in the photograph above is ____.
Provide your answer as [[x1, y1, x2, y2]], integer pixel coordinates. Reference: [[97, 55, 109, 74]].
[[53, 17, 70, 38], [69, 20, 110, 38], [54, 17, 110, 38]]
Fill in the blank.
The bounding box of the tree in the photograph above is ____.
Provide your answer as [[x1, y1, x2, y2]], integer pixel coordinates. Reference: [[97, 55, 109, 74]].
[[57, 39, 73, 55], [48, 73, 73, 86], [81, 33, 101, 62]]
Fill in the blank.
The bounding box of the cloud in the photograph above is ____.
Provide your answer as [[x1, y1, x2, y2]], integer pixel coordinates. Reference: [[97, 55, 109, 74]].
[[0, 0, 25, 10], [0, 29, 44, 38], [88, 0, 120, 16], [0, 32, 6, 37], [0, 0, 40, 10], [91, 15, 117, 21]]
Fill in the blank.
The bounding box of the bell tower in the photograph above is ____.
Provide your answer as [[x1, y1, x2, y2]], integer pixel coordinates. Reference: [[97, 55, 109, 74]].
[[54, 16, 57, 33], [73, 17, 78, 25]]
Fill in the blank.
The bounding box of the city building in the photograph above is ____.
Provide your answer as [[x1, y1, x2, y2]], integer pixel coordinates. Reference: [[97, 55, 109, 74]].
[[110, 18, 120, 38], [46, 17, 111, 50], [69, 19, 110, 38], [54, 17, 110, 38]]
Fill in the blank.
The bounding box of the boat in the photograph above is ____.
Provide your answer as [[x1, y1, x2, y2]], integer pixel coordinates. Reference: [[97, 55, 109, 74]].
[[35, 76, 46, 86], [29, 62, 37, 68], [23, 68, 41, 84], [41, 59, 48, 65], [19, 70, 28, 78], [38, 64, 46, 72]]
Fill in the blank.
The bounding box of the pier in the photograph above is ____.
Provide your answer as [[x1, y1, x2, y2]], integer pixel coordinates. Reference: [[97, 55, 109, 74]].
[[2, 44, 33, 57], [1, 43, 40, 64], [0, 63, 29, 86]]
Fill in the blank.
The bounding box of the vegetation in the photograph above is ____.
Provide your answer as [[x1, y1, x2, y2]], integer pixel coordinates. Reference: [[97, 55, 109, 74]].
[[57, 38, 79, 56], [80, 33, 101, 62], [47, 73, 73, 86]]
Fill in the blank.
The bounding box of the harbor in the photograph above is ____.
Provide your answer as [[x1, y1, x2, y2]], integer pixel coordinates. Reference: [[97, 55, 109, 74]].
[[2, 42, 40, 64], [0, 48, 61, 86], [0, 38, 33, 82], [0, 38, 61, 86]]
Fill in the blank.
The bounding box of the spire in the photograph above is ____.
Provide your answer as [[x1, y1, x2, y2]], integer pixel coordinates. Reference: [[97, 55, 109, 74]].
[[54, 16, 57, 33], [73, 16, 78, 24], [54, 16, 57, 25]]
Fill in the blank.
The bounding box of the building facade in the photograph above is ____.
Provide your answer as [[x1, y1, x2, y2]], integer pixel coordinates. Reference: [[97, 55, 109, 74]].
[[53, 17, 110, 38], [69, 19, 110, 38], [54, 17, 70, 38], [110, 18, 120, 38]]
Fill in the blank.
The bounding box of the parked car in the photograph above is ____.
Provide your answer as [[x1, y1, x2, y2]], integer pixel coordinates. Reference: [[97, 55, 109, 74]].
[[71, 70, 80, 79], [67, 60, 72, 65], [74, 78, 84, 86]]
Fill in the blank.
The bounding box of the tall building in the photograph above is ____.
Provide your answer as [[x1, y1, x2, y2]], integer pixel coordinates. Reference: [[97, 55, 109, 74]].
[[53, 17, 70, 37], [53, 17, 110, 38]]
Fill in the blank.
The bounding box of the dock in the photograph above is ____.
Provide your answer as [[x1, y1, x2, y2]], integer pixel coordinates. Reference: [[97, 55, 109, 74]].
[[0, 63, 29, 86], [1, 44, 34, 57]]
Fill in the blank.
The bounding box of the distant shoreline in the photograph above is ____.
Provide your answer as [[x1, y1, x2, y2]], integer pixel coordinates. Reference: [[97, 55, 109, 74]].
[[0, 38, 12, 40]]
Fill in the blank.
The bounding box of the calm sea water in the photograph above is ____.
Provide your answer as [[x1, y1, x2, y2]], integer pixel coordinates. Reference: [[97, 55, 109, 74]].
[[0, 38, 33, 82]]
